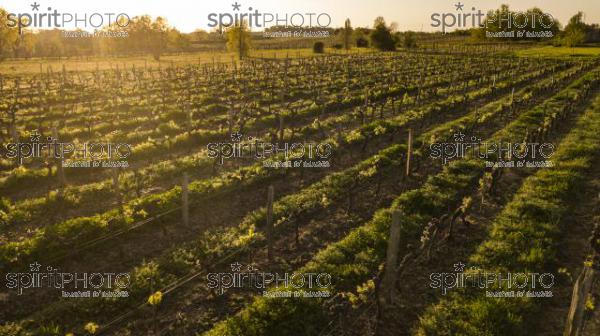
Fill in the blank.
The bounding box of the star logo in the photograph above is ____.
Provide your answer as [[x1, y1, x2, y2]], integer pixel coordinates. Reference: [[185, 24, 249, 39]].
[[29, 130, 41, 142], [230, 262, 242, 272], [230, 132, 243, 142], [455, 2, 464, 11], [232, 2, 241, 11], [453, 132, 466, 142], [453, 262, 466, 272], [29, 262, 41, 272], [30, 2, 40, 11]]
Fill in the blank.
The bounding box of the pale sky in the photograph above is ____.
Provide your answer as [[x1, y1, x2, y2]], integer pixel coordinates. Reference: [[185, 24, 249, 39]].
[[2, 0, 599, 33]]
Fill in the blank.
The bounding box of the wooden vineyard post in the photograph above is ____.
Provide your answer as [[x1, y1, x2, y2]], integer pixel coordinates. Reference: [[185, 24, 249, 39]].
[[564, 266, 596, 336], [278, 113, 284, 141], [186, 109, 193, 135], [182, 173, 189, 226], [113, 168, 123, 215], [406, 129, 413, 177], [52, 127, 66, 187], [510, 87, 515, 114], [11, 126, 20, 167], [381, 211, 401, 305], [416, 67, 424, 103], [266, 185, 274, 263]]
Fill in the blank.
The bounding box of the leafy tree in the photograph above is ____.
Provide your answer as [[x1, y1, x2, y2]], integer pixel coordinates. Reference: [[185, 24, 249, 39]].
[[150, 17, 169, 60], [167, 28, 191, 52], [189, 29, 210, 42], [99, 15, 173, 58], [370, 17, 396, 51], [15, 32, 36, 58], [226, 20, 252, 60], [563, 27, 586, 48], [0, 8, 20, 60], [343, 18, 353, 50], [354, 28, 369, 47], [403, 31, 417, 48], [313, 41, 324, 53], [562, 12, 587, 47], [356, 37, 369, 47], [34, 29, 65, 58]]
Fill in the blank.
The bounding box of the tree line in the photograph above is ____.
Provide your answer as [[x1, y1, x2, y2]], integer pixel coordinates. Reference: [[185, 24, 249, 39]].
[[1, 4, 599, 61], [0, 9, 199, 60], [465, 5, 600, 46]]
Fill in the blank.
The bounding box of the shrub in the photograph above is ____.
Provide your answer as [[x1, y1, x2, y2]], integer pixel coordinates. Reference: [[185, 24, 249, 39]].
[[313, 41, 325, 53], [370, 17, 396, 51], [356, 37, 369, 47], [403, 31, 417, 48]]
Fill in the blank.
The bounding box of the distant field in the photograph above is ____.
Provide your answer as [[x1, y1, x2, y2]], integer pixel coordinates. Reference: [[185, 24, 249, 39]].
[[515, 46, 600, 58], [0, 48, 366, 75], [5, 44, 598, 76]]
